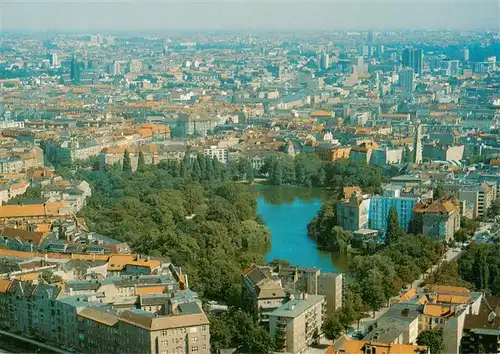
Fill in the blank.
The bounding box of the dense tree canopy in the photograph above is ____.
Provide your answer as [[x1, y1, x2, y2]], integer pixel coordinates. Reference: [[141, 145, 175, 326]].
[[78, 162, 270, 305], [349, 235, 444, 310], [458, 244, 500, 296], [209, 310, 275, 353], [262, 156, 384, 193]]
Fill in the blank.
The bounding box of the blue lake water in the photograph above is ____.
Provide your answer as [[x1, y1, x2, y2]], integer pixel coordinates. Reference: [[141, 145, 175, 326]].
[[256, 186, 348, 273]]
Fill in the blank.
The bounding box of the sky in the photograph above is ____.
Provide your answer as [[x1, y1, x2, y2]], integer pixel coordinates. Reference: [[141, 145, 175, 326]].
[[2, 0, 499, 32]]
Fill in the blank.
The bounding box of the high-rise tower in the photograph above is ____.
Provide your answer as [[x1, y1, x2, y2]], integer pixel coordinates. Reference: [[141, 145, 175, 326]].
[[402, 47, 423, 75], [413, 124, 423, 164], [70, 55, 80, 84]]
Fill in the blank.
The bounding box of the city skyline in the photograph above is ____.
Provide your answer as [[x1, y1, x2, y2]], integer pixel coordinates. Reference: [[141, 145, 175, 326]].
[[2, 0, 499, 32]]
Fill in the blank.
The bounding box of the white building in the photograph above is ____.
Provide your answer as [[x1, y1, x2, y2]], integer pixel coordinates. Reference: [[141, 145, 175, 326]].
[[203, 145, 229, 165]]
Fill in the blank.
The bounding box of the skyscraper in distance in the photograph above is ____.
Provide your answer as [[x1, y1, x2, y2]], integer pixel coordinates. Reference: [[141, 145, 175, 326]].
[[399, 68, 415, 92], [402, 47, 414, 69], [402, 47, 423, 75], [49, 53, 59, 66], [70, 55, 80, 84], [352, 56, 366, 74], [414, 49, 424, 75], [320, 53, 329, 70], [463, 48, 470, 62], [367, 30, 374, 44]]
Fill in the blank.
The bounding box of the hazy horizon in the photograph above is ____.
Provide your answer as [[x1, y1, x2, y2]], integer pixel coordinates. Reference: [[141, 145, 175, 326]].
[[2, 0, 499, 32]]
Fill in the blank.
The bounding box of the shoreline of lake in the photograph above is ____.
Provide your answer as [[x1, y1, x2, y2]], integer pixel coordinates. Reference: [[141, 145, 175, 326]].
[[256, 185, 350, 273]]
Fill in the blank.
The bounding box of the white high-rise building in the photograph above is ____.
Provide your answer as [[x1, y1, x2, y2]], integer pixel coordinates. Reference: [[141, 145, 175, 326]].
[[49, 53, 59, 66], [320, 53, 329, 70], [463, 48, 470, 62], [413, 124, 423, 164], [112, 61, 121, 75], [352, 56, 366, 74]]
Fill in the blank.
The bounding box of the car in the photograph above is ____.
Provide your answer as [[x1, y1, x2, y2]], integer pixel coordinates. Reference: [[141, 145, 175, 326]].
[[67, 348, 76, 353]]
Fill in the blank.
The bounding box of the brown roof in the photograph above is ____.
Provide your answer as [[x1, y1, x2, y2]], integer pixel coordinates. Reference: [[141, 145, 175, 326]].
[[135, 285, 167, 296], [107, 255, 161, 272], [79, 307, 119, 327], [413, 200, 457, 213], [0, 204, 46, 218], [433, 294, 471, 305], [118, 309, 209, 331], [0, 202, 66, 219], [423, 304, 455, 318], [343, 186, 362, 200], [0, 279, 12, 293], [425, 284, 470, 294], [400, 288, 417, 302], [311, 110, 332, 117], [1, 227, 48, 246], [332, 336, 428, 354]]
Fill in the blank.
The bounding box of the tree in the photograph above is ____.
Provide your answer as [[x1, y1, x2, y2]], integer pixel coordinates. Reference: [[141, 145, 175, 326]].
[[459, 244, 500, 296], [322, 313, 344, 340], [122, 150, 132, 172], [137, 151, 146, 171], [316, 226, 353, 252], [433, 184, 445, 199], [41, 271, 62, 284], [386, 206, 404, 245], [487, 199, 500, 219], [271, 159, 283, 185], [417, 328, 444, 354]]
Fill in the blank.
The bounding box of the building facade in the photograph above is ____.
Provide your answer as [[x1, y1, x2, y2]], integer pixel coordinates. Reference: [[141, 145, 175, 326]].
[[269, 294, 326, 354]]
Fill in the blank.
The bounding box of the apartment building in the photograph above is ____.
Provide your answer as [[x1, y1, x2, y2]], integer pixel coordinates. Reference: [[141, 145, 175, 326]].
[[269, 294, 326, 354], [370, 147, 403, 166], [336, 192, 370, 231], [376, 284, 485, 354], [412, 199, 461, 241], [241, 264, 286, 327], [315, 145, 351, 162], [458, 183, 494, 218], [79, 303, 210, 354], [203, 145, 229, 165], [368, 192, 418, 233], [262, 265, 343, 314], [0, 257, 202, 353], [423, 143, 465, 161], [331, 336, 428, 354], [461, 296, 500, 354], [0, 147, 44, 173]]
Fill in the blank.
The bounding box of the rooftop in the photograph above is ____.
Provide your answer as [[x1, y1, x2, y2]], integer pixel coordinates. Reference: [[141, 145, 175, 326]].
[[270, 294, 324, 318]]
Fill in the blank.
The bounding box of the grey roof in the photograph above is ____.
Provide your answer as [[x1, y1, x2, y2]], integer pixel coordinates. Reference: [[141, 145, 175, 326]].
[[269, 295, 324, 318], [363, 325, 405, 343], [66, 280, 101, 292], [178, 302, 202, 315], [140, 294, 169, 306]]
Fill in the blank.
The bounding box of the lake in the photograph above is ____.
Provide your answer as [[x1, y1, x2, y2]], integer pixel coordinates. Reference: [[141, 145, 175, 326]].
[[256, 186, 349, 273]]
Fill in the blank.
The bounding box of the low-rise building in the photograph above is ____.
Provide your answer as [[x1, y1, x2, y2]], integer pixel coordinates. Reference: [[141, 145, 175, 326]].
[[331, 336, 428, 354], [412, 199, 461, 241], [461, 296, 500, 354], [241, 264, 286, 327], [336, 192, 371, 231], [315, 145, 351, 162]]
